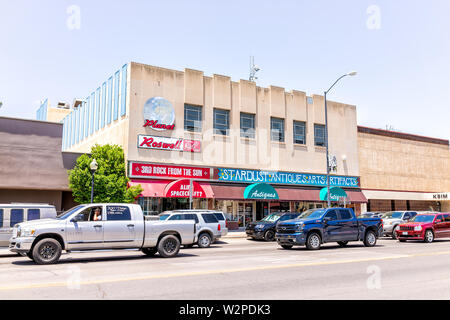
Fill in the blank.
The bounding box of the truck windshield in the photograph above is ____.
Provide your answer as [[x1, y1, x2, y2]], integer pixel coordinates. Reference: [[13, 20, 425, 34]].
[[262, 214, 281, 222], [296, 209, 325, 219], [382, 211, 403, 219], [411, 215, 435, 223], [56, 205, 86, 220]]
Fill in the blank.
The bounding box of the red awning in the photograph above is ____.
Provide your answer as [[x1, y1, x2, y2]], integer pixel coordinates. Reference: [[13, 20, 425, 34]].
[[346, 190, 368, 203], [129, 179, 214, 198], [164, 179, 214, 198], [210, 185, 246, 200], [128, 179, 171, 197]]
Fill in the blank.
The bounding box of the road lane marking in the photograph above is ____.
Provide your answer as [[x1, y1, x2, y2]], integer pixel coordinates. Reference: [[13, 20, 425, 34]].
[[2, 250, 450, 291]]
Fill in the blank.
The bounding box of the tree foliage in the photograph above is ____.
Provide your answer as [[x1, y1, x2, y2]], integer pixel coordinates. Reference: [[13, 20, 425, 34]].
[[69, 144, 143, 204]]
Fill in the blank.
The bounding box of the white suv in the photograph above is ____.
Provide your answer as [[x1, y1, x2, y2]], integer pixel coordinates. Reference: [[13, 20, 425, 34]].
[[159, 210, 222, 248]]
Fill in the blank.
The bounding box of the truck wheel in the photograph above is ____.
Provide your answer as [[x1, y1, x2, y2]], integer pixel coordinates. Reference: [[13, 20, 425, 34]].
[[157, 235, 180, 258], [391, 225, 400, 239], [32, 238, 62, 265], [306, 232, 321, 250], [337, 241, 348, 247], [264, 230, 275, 241], [281, 244, 293, 250], [26, 251, 35, 261], [424, 230, 434, 243], [364, 230, 377, 247], [197, 233, 212, 248], [142, 247, 157, 256]]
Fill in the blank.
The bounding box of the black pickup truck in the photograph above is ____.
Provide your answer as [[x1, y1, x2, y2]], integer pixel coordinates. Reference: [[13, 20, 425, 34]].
[[275, 208, 383, 250]]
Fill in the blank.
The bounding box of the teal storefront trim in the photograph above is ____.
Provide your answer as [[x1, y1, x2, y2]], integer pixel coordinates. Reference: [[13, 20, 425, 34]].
[[319, 186, 347, 201], [244, 183, 279, 200]]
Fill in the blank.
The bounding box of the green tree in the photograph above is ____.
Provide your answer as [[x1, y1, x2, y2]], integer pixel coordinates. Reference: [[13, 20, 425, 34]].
[[69, 144, 143, 204]]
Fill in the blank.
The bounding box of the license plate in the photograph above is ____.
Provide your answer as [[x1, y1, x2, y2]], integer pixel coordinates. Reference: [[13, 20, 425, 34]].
[[402, 232, 408, 235]]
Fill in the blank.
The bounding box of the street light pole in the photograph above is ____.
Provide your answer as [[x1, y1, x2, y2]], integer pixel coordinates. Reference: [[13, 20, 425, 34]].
[[324, 71, 357, 208], [90, 158, 98, 203]]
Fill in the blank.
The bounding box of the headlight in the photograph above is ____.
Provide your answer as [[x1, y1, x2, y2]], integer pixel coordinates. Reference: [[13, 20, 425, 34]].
[[414, 226, 422, 231], [386, 221, 392, 225], [19, 228, 36, 237], [296, 223, 305, 231]]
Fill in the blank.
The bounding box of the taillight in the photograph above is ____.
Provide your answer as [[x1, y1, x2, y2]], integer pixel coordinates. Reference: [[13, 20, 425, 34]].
[[218, 223, 221, 231]]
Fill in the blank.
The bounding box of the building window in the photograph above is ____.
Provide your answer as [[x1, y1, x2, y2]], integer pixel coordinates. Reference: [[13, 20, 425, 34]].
[[240, 113, 255, 139], [184, 104, 202, 132], [314, 124, 326, 147], [293, 121, 306, 144], [271, 117, 285, 142], [213, 109, 229, 135]]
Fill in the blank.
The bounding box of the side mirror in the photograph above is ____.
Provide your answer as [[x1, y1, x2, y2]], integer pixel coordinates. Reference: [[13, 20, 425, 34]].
[[323, 216, 331, 223], [436, 219, 442, 223]]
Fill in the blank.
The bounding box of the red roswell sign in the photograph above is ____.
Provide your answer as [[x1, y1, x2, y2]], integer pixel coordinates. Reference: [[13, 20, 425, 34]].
[[164, 179, 206, 198], [130, 162, 210, 180]]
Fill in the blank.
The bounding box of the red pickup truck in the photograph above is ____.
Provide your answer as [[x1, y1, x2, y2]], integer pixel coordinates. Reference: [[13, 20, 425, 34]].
[[395, 213, 450, 243]]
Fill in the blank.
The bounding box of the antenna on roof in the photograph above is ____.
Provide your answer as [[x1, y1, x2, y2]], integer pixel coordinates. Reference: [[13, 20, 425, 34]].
[[249, 56, 261, 82]]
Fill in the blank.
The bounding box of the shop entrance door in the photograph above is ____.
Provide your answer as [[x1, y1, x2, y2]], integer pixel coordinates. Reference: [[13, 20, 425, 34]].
[[238, 202, 254, 228], [256, 202, 269, 221]]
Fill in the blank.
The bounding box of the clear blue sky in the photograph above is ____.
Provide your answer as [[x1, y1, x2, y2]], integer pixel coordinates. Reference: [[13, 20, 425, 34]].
[[1, 0, 449, 140]]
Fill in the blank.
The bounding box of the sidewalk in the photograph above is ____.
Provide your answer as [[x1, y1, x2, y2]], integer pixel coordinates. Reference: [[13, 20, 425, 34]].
[[223, 230, 247, 239]]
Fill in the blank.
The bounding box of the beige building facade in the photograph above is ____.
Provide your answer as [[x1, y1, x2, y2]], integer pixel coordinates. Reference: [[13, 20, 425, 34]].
[[55, 62, 366, 226], [358, 126, 450, 213]]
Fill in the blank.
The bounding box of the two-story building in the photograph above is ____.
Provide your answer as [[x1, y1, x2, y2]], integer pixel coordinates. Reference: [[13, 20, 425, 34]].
[[41, 61, 366, 226]]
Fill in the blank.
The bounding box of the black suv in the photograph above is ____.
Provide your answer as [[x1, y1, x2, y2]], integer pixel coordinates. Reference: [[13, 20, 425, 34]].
[[246, 212, 301, 241]]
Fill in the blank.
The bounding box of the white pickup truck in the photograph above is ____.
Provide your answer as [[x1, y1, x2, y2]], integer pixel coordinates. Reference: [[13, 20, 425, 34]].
[[9, 203, 196, 264]]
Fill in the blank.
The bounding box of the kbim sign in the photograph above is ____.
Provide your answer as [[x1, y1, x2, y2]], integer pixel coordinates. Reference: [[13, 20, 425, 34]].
[[216, 168, 360, 188]]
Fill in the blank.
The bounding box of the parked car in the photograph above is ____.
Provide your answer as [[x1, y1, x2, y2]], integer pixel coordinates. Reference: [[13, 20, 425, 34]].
[[246, 212, 301, 241], [159, 210, 222, 248], [275, 208, 383, 250], [395, 213, 450, 243], [360, 212, 383, 218], [381, 211, 418, 239], [9, 203, 196, 264], [0, 204, 57, 247]]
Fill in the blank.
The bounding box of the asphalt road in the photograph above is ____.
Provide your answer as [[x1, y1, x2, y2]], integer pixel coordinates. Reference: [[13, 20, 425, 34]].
[[1, 237, 450, 299]]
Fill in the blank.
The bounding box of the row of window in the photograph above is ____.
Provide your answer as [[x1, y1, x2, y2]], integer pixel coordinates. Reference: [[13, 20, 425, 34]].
[[0, 208, 40, 228], [184, 105, 327, 147], [62, 64, 128, 150]]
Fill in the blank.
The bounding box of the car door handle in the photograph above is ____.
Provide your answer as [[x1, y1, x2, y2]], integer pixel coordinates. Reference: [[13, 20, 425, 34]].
[[94, 225, 102, 228], [127, 224, 134, 228]]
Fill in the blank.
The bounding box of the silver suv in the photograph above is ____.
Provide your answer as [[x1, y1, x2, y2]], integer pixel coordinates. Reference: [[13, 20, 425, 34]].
[[159, 210, 222, 248], [381, 211, 418, 239]]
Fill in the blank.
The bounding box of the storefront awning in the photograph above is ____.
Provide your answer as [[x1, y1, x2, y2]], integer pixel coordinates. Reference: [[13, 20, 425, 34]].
[[319, 187, 348, 201], [244, 183, 279, 200], [128, 179, 171, 197], [164, 179, 214, 198], [129, 179, 214, 198]]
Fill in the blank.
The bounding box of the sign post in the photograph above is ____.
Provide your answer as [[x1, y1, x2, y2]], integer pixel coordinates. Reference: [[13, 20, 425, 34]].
[[189, 179, 193, 209]]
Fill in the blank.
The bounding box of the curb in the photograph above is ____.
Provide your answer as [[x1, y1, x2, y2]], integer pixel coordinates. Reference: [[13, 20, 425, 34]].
[[222, 232, 247, 239]]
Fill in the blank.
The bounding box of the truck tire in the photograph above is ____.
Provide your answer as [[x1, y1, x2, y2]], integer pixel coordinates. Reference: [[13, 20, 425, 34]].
[[281, 244, 293, 250], [157, 235, 180, 258], [197, 233, 212, 248], [306, 232, 321, 250], [26, 251, 34, 261], [392, 225, 400, 239], [32, 238, 62, 265], [424, 230, 434, 243], [363, 230, 377, 247], [337, 241, 348, 247], [264, 230, 275, 241], [142, 247, 157, 256]]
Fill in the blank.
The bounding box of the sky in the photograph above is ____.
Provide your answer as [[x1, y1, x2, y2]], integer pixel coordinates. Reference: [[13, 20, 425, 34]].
[[0, 0, 449, 140]]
